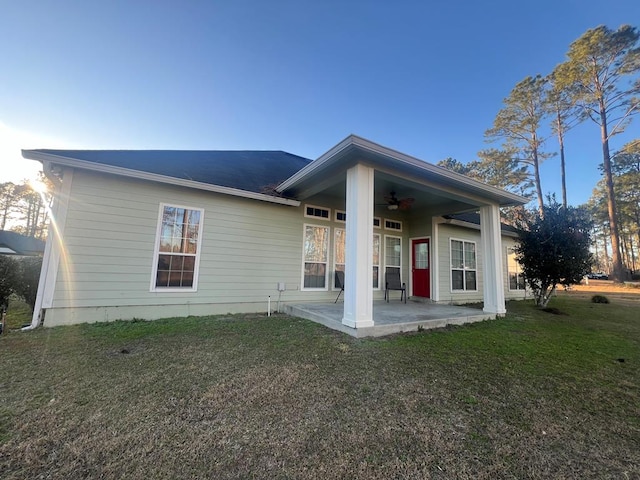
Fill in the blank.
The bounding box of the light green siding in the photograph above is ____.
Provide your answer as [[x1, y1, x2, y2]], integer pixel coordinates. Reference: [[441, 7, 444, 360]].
[[42, 169, 521, 326]]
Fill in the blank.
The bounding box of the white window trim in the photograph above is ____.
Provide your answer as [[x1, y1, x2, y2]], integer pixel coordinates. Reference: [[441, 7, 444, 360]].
[[304, 204, 331, 221], [150, 203, 204, 293], [335, 210, 346, 223], [333, 228, 345, 290], [301, 223, 330, 291], [384, 218, 403, 232], [507, 246, 525, 291], [449, 237, 478, 293], [384, 234, 403, 286], [373, 217, 381, 229]]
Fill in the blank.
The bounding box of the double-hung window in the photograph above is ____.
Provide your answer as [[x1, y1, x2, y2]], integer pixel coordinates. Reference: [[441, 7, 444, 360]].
[[451, 239, 477, 291], [303, 224, 329, 289], [152, 204, 203, 291], [385, 235, 402, 278], [507, 247, 525, 290], [333, 230, 381, 289]]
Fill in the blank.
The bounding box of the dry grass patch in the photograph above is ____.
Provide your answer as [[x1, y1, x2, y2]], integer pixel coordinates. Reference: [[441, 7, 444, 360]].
[[1, 300, 639, 479]]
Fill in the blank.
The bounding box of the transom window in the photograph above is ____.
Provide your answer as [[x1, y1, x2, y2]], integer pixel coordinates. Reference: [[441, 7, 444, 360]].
[[451, 239, 477, 291], [384, 219, 402, 231], [335, 210, 346, 223], [152, 204, 203, 290], [507, 248, 525, 290], [305, 205, 330, 220], [303, 224, 329, 289]]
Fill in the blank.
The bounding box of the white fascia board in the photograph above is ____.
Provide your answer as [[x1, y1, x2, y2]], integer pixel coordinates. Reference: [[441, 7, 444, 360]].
[[277, 134, 527, 207], [22, 150, 301, 207], [276, 134, 355, 192]]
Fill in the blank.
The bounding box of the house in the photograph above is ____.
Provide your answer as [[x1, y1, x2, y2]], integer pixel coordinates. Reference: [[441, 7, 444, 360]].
[[22, 135, 527, 333], [0, 230, 45, 256]]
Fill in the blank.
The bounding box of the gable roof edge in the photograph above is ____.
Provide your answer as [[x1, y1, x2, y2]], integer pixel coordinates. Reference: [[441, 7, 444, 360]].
[[277, 134, 528, 207], [22, 150, 301, 207]]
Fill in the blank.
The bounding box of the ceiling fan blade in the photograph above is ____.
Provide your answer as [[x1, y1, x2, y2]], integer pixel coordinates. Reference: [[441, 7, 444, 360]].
[[398, 198, 415, 210]]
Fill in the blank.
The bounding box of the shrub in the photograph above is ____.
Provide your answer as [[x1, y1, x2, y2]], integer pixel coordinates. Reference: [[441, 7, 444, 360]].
[[0, 256, 18, 311], [591, 295, 610, 304]]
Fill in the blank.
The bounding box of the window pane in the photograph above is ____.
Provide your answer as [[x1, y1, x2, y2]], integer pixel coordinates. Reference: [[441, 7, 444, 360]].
[[465, 271, 477, 290], [304, 226, 328, 262], [451, 240, 463, 269], [372, 235, 380, 265], [373, 265, 379, 289], [183, 256, 195, 272], [335, 229, 346, 265], [464, 242, 476, 269], [386, 237, 401, 267], [509, 272, 519, 290], [304, 263, 326, 288], [452, 270, 464, 290], [334, 264, 345, 288], [156, 269, 169, 287], [415, 242, 428, 269]]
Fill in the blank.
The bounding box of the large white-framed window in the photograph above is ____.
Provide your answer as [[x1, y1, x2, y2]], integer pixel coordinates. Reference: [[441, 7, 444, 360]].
[[450, 238, 477, 291], [507, 247, 525, 291], [385, 235, 402, 282], [334, 228, 346, 289], [302, 224, 330, 290], [151, 204, 204, 291], [333, 230, 382, 289]]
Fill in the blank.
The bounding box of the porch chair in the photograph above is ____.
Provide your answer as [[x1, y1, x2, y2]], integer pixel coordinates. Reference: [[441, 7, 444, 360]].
[[334, 270, 345, 303], [385, 267, 406, 303]]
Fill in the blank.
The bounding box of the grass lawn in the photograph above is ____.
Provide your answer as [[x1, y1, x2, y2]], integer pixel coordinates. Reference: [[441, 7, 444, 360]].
[[1, 295, 639, 479]]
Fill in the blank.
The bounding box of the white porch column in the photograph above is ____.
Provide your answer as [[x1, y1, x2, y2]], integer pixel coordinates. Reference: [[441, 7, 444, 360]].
[[342, 164, 374, 328], [480, 204, 506, 315]]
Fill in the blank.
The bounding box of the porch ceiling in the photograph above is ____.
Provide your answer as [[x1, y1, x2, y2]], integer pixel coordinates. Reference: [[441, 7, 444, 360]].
[[318, 173, 481, 217]]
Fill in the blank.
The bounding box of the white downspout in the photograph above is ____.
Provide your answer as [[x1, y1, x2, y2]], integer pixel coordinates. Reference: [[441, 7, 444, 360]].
[[23, 165, 72, 330]]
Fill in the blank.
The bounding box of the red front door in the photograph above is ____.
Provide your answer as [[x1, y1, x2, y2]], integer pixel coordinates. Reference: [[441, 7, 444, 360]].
[[412, 238, 430, 298]]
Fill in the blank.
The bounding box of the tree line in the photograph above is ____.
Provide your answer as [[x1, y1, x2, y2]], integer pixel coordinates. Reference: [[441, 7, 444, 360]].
[[0, 176, 52, 239], [438, 25, 640, 282]]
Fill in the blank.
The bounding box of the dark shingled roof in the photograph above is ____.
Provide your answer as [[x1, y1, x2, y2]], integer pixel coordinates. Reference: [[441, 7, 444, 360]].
[[35, 150, 313, 194], [0, 231, 45, 256]]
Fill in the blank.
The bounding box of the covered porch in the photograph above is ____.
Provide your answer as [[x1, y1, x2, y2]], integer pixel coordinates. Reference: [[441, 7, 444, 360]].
[[277, 135, 526, 334], [286, 301, 493, 338]]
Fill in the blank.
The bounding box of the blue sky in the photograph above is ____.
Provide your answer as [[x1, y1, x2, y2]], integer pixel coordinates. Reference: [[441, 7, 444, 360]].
[[1, 1, 639, 206]]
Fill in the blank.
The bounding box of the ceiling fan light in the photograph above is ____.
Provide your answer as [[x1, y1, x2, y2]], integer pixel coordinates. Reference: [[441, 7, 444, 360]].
[[387, 204, 398, 210]]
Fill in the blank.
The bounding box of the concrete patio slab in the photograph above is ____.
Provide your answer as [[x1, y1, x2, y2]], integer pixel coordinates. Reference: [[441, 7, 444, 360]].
[[285, 301, 494, 338]]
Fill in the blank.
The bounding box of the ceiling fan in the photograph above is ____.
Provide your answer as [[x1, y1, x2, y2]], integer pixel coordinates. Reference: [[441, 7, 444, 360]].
[[378, 191, 415, 211]]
